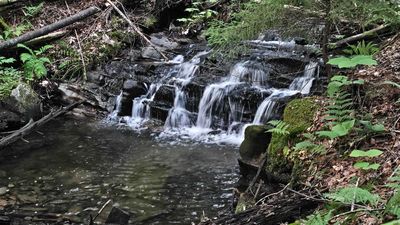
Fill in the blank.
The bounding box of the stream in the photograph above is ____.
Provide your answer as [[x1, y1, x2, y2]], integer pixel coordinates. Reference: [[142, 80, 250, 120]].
[[0, 119, 238, 225]]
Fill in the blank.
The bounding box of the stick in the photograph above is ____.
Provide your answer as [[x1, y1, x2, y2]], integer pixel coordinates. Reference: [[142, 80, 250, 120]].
[[106, 0, 169, 61], [65, 1, 87, 81], [92, 199, 112, 222], [246, 154, 267, 194], [0, 100, 84, 149], [330, 24, 389, 48], [0, 6, 100, 50]]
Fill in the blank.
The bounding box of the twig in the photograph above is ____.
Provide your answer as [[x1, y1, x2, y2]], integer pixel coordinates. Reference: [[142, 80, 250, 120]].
[[330, 208, 384, 221], [92, 199, 112, 221], [351, 178, 360, 212], [255, 183, 290, 205], [246, 154, 267, 194], [106, 0, 169, 61]]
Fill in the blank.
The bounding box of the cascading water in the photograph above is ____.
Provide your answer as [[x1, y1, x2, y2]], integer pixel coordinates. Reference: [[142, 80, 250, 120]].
[[108, 91, 123, 120], [109, 39, 320, 145]]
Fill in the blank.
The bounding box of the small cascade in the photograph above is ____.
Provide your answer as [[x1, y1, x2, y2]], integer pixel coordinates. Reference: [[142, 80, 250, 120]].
[[108, 91, 123, 120], [252, 61, 319, 125], [164, 52, 206, 128], [108, 38, 321, 145], [289, 61, 318, 94]]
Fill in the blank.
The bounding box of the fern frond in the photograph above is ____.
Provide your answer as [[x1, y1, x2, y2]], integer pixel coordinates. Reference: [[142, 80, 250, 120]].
[[325, 187, 380, 206], [267, 120, 290, 135]]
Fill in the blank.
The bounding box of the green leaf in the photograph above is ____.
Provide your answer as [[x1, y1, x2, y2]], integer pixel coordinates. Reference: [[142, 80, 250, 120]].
[[350, 149, 383, 158], [351, 55, 378, 66], [20, 53, 32, 63], [328, 55, 377, 68], [354, 162, 380, 170]]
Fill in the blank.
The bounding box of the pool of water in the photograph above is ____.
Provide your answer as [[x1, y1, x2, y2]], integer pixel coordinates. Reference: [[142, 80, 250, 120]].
[[0, 119, 239, 224]]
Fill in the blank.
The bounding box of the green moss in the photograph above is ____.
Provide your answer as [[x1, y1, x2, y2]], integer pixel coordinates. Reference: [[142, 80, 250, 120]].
[[239, 125, 272, 161], [266, 97, 320, 179], [143, 15, 158, 28]]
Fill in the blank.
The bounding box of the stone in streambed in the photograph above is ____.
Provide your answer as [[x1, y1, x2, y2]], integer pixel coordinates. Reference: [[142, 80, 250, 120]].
[[105, 207, 131, 225], [118, 80, 147, 116], [239, 125, 272, 163], [0, 187, 8, 196]]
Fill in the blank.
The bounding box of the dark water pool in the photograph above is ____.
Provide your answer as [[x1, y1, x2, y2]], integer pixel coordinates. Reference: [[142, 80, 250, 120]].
[[0, 119, 239, 224]]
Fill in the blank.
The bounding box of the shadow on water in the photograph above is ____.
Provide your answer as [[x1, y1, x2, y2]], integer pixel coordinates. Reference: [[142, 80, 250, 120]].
[[0, 119, 239, 225]]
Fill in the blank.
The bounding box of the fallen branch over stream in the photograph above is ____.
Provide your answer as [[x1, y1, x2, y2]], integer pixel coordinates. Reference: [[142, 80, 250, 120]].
[[0, 100, 84, 149], [0, 6, 100, 50]]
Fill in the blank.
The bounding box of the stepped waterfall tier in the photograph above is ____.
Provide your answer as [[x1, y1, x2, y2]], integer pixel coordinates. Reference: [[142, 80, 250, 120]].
[[108, 40, 320, 144]]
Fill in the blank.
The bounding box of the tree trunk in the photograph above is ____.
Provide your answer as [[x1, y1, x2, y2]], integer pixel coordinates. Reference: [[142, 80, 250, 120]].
[[0, 6, 100, 50]]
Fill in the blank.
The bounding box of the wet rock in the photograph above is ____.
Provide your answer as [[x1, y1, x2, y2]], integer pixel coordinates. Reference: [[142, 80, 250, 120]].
[[105, 207, 130, 225], [153, 85, 175, 108], [0, 187, 7, 196], [0, 171, 6, 178], [0, 216, 10, 225], [141, 47, 162, 60], [294, 37, 308, 45], [0, 108, 23, 132], [118, 80, 147, 116], [239, 125, 272, 162], [149, 103, 170, 122], [150, 33, 179, 50], [87, 71, 106, 86]]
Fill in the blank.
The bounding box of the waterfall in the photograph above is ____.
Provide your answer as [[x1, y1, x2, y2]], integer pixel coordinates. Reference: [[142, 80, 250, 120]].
[[252, 61, 319, 125], [164, 51, 206, 128], [108, 91, 123, 120], [289, 61, 318, 94]]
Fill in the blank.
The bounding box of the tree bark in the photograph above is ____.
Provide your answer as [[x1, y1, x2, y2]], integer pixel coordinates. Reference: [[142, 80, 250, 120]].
[[0, 6, 100, 50]]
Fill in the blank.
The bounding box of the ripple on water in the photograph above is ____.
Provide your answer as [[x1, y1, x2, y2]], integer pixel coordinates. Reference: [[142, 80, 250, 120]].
[[0, 119, 239, 225]]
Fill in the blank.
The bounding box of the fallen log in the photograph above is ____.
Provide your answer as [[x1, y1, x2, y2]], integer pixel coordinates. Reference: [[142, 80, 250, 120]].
[[0, 100, 84, 149], [330, 24, 390, 48], [0, 6, 100, 50], [199, 193, 318, 225], [0, 0, 17, 7]]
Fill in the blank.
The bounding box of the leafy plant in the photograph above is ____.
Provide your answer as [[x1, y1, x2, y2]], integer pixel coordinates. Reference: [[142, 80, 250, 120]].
[[316, 120, 355, 139], [18, 44, 53, 80], [359, 120, 385, 133], [343, 41, 379, 56], [303, 210, 333, 225], [22, 2, 44, 17], [0, 56, 21, 98], [177, 0, 218, 28], [325, 187, 380, 206], [349, 149, 383, 170], [267, 120, 290, 135], [328, 55, 378, 69], [0, 23, 31, 40]]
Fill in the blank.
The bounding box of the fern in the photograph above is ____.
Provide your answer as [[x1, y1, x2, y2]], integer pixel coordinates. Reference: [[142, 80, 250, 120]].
[[0, 56, 21, 99], [303, 211, 333, 225], [343, 40, 379, 56], [18, 44, 53, 80], [325, 187, 380, 206], [267, 120, 290, 135]]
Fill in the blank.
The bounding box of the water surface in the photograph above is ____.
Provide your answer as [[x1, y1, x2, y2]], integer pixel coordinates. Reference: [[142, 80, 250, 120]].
[[0, 119, 239, 224]]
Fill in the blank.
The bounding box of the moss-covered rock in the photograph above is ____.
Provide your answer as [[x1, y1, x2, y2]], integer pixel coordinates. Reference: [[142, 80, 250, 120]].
[[239, 125, 272, 162], [266, 97, 320, 180]]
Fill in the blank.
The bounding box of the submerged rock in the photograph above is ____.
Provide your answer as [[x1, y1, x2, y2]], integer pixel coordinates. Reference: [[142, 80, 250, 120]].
[[239, 125, 272, 162]]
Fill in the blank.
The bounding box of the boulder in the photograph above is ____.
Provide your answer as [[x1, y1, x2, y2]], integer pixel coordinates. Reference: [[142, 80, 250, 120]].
[[8, 83, 41, 120], [141, 47, 162, 60], [153, 84, 175, 108], [239, 125, 272, 162], [150, 33, 179, 50], [105, 207, 130, 225]]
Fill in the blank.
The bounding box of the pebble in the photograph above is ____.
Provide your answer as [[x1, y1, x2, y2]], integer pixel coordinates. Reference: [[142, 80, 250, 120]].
[[8, 183, 14, 188], [0, 187, 8, 196]]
